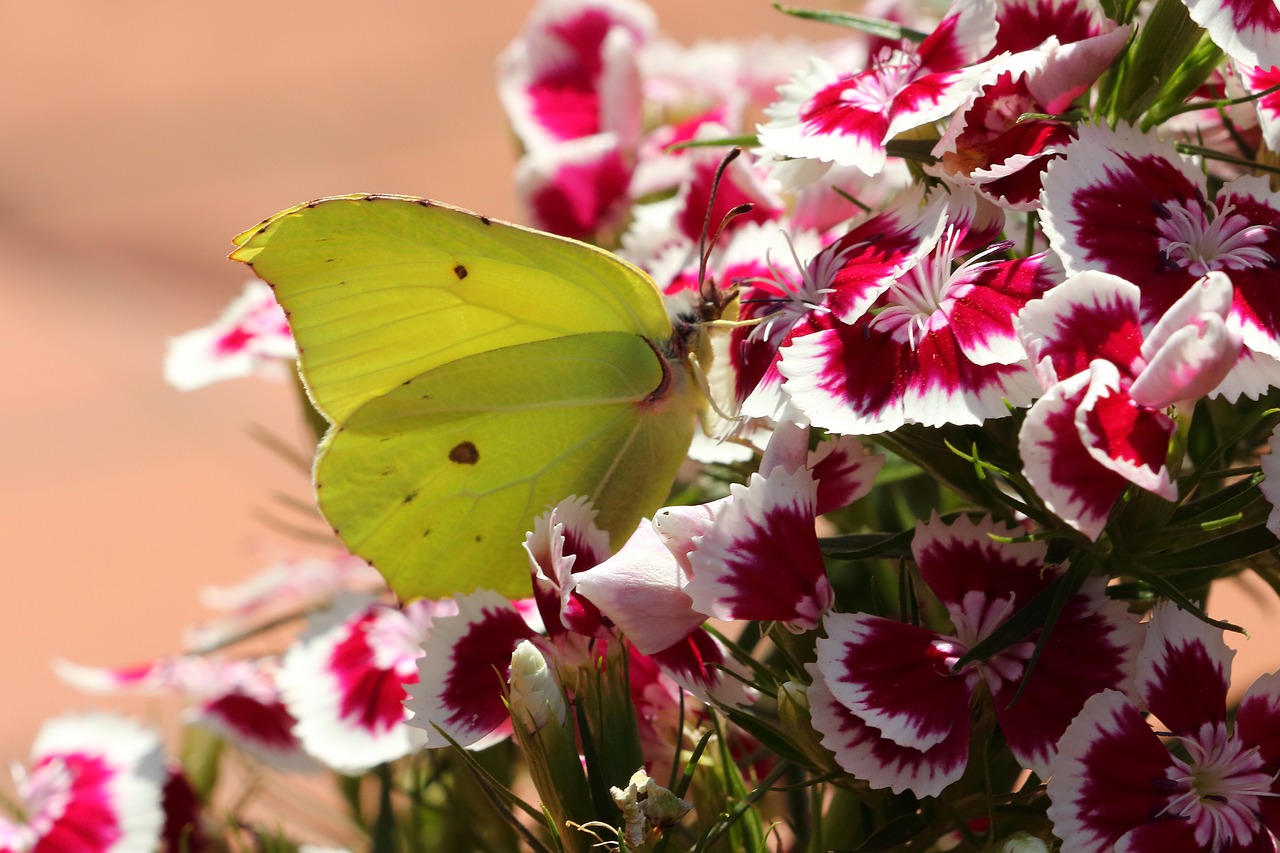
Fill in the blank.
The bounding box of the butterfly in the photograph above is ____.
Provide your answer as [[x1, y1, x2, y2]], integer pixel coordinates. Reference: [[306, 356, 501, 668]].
[[231, 194, 722, 601]]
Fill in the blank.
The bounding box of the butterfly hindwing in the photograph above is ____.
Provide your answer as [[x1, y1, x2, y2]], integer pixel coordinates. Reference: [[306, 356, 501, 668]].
[[315, 332, 700, 600], [230, 194, 675, 423]]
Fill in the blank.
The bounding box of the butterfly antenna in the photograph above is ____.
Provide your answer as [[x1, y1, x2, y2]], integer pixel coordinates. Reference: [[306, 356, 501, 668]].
[[696, 147, 754, 320]]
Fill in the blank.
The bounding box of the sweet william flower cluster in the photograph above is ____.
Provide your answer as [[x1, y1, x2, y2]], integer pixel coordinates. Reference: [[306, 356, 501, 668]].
[[12, 0, 1280, 850]]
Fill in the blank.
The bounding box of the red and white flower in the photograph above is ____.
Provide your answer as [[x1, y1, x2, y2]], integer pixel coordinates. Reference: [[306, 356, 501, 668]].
[[1047, 601, 1280, 851], [1040, 122, 1280, 401], [1238, 61, 1280, 153], [277, 594, 444, 773], [809, 513, 1141, 796], [577, 420, 878, 643], [932, 3, 1128, 210], [779, 187, 1058, 434], [498, 0, 653, 240], [680, 420, 881, 631], [515, 132, 634, 240], [405, 589, 537, 749], [163, 280, 295, 391], [55, 655, 308, 772], [757, 0, 1000, 176], [497, 0, 652, 153], [1180, 0, 1280, 71], [1017, 270, 1240, 540], [0, 713, 167, 853]]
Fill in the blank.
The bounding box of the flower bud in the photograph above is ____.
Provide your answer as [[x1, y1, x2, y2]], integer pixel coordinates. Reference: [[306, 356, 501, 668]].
[[508, 639, 566, 733]]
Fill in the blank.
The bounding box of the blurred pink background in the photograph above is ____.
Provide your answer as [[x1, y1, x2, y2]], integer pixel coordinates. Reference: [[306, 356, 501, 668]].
[[3, 0, 1277, 772]]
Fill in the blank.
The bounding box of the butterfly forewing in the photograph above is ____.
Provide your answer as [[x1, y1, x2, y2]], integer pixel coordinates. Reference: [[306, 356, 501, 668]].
[[231, 194, 674, 424]]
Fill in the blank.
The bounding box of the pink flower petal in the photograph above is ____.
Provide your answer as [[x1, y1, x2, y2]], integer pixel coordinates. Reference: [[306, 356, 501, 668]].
[[1076, 361, 1177, 497], [671, 130, 784, 244], [10, 713, 167, 853], [808, 435, 883, 515], [525, 495, 613, 639], [1019, 368, 1132, 540], [515, 132, 633, 241], [912, 512, 1051, 614], [55, 656, 310, 772], [1238, 62, 1280, 152], [756, 0, 997, 176], [1046, 689, 1180, 853], [1235, 671, 1280, 833], [406, 590, 535, 749], [1016, 269, 1146, 388], [646, 627, 750, 706], [686, 466, 832, 629], [818, 182, 948, 326], [1040, 122, 1207, 292], [816, 612, 973, 754], [278, 594, 428, 773], [163, 280, 295, 391], [571, 520, 706, 655], [935, 15, 1130, 212], [497, 0, 653, 150], [990, 576, 1142, 776], [780, 306, 1038, 435], [1182, 0, 1280, 69], [1129, 272, 1241, 408], [991, 0, 1119, 58], [185, 553, 382, 652], [806, 663, 969, 797], [1136, 601, 1233, 738]]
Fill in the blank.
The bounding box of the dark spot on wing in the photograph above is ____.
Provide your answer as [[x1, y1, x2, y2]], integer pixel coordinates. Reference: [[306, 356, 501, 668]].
[[480, 216, 492, 226], [449, 441, 480, 465], [403, 490, 418, 504], [474, 534, 482, 543], [454, 264, 468, 280]]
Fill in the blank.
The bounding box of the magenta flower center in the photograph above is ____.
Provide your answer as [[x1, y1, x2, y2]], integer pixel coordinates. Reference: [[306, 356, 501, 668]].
[[1162, 723, 1278, 849], [840, 48, 919, 111], [1155, 198, 1274, 278], [18, 759, 74, 836], [871, 228, 1008, 349]]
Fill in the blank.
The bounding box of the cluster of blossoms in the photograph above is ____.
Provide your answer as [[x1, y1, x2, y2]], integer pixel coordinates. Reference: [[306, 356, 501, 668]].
[[11, 0, 1280, 850]]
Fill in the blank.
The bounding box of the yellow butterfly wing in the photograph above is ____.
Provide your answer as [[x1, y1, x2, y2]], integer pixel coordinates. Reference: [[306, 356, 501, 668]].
[[318, 332, 699, 600], [230, 194, 676, 423], [231, 195, 703, 600]]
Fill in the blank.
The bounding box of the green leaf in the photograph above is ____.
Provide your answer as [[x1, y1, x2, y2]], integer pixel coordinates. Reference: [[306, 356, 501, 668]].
[[1172, 472, 1264, 525], [819, 530, 915, 560], [954, 567, 1082, 671], [1143, 524, 1279, 571], [772, 4, 928, 41]]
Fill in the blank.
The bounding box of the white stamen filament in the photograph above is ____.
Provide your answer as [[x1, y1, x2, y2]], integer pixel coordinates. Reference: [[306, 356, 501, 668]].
[[841, 46, 919, 109], [1157, 198, 1275, 277], [1158, 723, 1278, 848], [869, 226, 1009, 350], [743, 234, 847, 346]]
